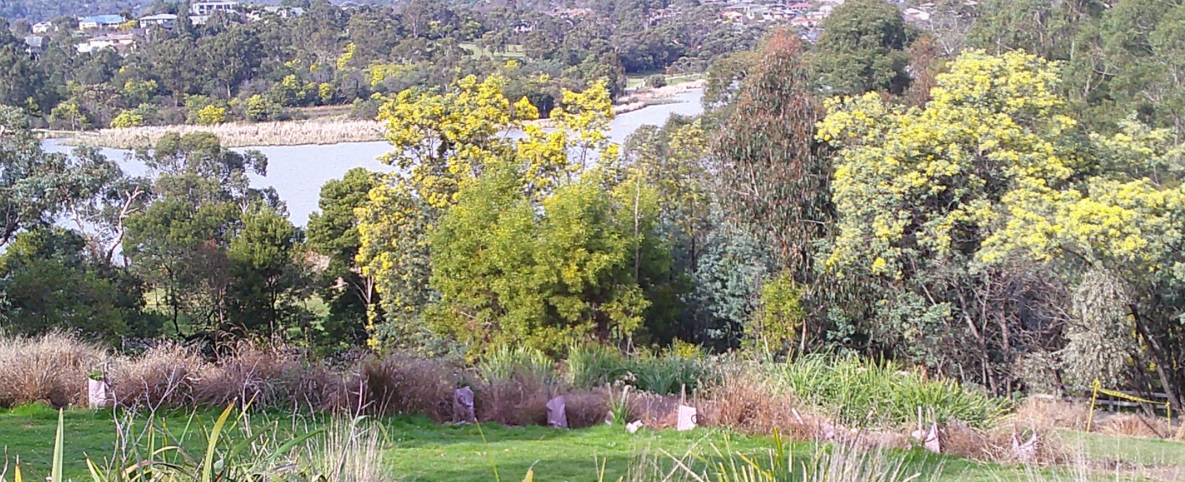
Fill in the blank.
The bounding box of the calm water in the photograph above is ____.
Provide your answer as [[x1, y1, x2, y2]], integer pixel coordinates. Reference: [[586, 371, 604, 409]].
[[43, 89, 705, 225]]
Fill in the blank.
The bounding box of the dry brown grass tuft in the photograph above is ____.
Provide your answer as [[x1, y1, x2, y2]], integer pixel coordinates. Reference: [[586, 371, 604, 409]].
[[195, 341, 310, 408], [474, 374, 554, 426], [0, 332, 105, 408], [356, 353, 456, 421], [940, 421, 1069, 465], [1096, 413, 1174, 439], [627, 391, 680, 429], [697, 367, 816, 440], [1009, 397, 1091, 431], [110, 343, 204, 409], [563, 388, 610, 428]]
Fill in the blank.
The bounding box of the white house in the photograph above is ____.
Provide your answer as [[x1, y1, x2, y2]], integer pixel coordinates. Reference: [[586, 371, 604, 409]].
[[140, 13, 178, 28], [77, 32, 137, 54], [32, 22, 53, 34], [190, 1, 238, 16]]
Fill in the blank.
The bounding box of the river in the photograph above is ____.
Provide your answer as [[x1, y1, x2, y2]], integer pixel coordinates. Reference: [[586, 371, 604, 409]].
[[43, 89, 705, 226]]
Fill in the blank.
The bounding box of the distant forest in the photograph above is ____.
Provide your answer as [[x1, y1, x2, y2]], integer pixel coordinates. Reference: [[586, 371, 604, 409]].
[[4, 0, 579, 22]]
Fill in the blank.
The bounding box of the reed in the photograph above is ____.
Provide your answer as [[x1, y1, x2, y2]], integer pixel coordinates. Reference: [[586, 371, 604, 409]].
[[66, 119, 387, 149]]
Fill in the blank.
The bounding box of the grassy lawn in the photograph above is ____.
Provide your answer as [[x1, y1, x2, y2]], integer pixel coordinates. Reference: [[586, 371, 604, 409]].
[[1, 404, 1175, 481], [625, 73, 706, 90], [458, 42, 526, 60]]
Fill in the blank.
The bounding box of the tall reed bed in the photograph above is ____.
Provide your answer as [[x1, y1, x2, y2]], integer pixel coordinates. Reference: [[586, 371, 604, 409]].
[[68, 119, 386, 149]]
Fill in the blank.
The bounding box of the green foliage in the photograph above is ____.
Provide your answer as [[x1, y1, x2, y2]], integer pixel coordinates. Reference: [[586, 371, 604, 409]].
[[306, 168, 382, 351], [0, 228, 150, 341], [811, 0, 912, 95], [566, 343, 629, 389], [749, 272, 805, 354], [565, 344, 713, 395], [477, 344, 556, 385], [226, 204, 308, 337], [0, 107, 85, 246], [243, 94, 284, 122], [123, 132, 308, 337], [686, 226, 773, 351], [645, 74, 667, 88], [629, 352, 712, 395], [109, 109, 143, 128], [768, 355, 1007, 428], [428, 162, 654, 355]]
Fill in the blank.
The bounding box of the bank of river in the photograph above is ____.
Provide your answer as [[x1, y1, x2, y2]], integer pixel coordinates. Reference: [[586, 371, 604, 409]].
[[44, 89, 705, 226]]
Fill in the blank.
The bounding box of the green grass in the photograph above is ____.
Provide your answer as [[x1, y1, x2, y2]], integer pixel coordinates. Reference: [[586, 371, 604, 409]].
[[1061, 429, 1185, 467], [458, 42, 526, 60], [625, 73, 706, 90], [1, 404, 1176, 482]]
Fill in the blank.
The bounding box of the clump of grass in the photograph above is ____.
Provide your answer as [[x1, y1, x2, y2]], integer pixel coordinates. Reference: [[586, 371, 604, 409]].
[[306, 415, 392, 482], [478, 345, 556, 386], [80, 404, 325, 482], [630, 354, 714, 396], [564, 388, 611, 428], [0, 332, 106, 408], [768, 354, 1006, 428], [109, 342, 204, 409], [1009, 397, 1091, 432], [193, 340, 351, 413], [699, 365, 814, 440], [356, 352, 457, 421], [567, 343, 630, 389], [671, 432, 933, 482]]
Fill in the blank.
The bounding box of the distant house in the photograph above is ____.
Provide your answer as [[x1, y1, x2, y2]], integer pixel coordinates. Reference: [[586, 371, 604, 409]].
[[24, 36, 44, 58], [786, 2, 813, 12], [903, 7, 931, 22], [263, 6, 304, 18], [139, 13, 178, 28], [190, 1, 238, 16], [79, 15, 124, 30], [552, 8, 592, 18], [77, 32, 137, 54], [32, 22, 53, 34]]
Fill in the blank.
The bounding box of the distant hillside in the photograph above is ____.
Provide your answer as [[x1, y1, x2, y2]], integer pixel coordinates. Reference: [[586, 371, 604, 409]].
[[1, 0, 153, 22]]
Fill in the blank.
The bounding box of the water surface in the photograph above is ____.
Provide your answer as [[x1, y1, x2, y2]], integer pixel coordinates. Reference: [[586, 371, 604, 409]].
[[44, 89, 705, 225]]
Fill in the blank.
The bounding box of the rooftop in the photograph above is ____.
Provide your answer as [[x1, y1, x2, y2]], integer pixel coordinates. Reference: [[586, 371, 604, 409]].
[[80, 15, 124, 24]]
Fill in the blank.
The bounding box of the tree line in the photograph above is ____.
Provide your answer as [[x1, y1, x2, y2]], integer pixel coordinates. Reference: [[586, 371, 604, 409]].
[[1, 0, 758, 130]]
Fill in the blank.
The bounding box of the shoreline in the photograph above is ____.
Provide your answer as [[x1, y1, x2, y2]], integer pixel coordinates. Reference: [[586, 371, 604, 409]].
[[60, 83, 706, 150]]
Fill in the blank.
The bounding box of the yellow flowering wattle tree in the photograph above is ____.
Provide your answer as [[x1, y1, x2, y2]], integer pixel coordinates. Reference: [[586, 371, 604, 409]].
[[355, 74, 641, 354], [819, 49, 1185, 405]]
